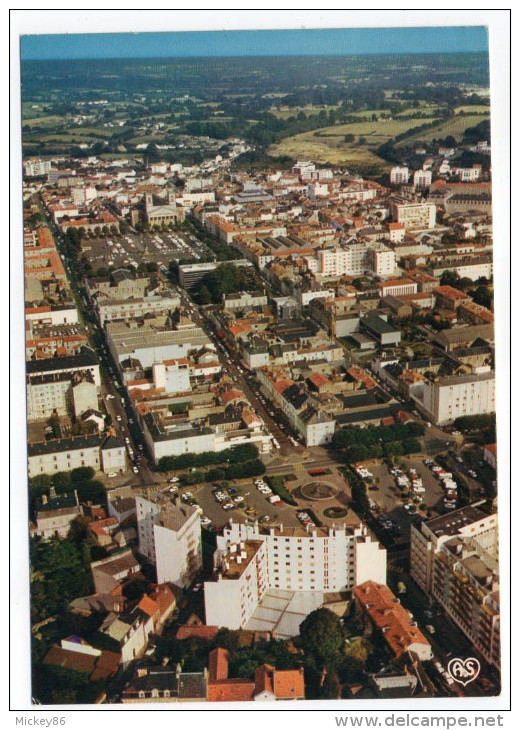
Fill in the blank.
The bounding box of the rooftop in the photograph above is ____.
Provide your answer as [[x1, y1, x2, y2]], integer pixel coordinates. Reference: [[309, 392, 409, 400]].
[[423, 503, 490, 538]]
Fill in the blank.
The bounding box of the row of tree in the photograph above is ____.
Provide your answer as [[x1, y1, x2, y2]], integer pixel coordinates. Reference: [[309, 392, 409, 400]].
[[157, 443, 259, 472]]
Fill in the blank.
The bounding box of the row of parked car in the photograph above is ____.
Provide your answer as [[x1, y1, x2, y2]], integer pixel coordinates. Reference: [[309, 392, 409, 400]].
[[296, 511, 316, 529], [424, 459, 458, 509]]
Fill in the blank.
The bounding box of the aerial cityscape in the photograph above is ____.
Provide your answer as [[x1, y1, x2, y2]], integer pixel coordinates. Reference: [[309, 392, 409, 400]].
[[19, 25, 500, 706]]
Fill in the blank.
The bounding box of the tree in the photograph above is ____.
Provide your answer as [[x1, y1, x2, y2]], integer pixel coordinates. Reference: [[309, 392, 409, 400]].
[[440, 270, 460, 287], [68, 515, 91, 544], [344, 133, 355, 143], [472, 285, 492, 309], [299, 608, 346, 679], [198, 285, 212, 305]]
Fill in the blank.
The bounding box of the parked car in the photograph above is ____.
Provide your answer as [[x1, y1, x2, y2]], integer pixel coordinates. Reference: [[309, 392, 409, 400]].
[[107, 472, 117, 478]]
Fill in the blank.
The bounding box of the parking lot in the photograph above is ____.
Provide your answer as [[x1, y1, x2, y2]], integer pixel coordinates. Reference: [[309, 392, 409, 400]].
[[175, 479, 302, 531], [359, 456, 450, 541], [81, 229, 214, 273]]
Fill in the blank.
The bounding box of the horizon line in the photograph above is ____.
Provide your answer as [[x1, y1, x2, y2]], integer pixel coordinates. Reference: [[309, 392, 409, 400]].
[[21, 48, 490, 63]]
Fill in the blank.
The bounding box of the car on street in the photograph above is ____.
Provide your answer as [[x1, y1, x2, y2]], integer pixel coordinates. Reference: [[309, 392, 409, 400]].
[[133, 466, 139, 473], [107, 472, 117, 478], [116, 415, 122, 422]]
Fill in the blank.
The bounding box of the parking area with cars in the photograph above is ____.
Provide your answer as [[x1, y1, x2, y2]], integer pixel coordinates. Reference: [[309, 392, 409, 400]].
[[356, 455, 456, 542], [79, 229, 214, 273], [176, 479, 302, 531]]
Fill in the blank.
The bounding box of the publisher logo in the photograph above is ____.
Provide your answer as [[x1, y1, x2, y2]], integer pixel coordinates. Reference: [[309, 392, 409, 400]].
[[447, 657, 481, 686]]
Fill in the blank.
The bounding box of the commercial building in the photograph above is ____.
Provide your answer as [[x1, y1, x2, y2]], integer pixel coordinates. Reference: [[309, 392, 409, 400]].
[[178, 259, 253, 289], [106, 320, 211, 373], [136, 494, 202, 588]]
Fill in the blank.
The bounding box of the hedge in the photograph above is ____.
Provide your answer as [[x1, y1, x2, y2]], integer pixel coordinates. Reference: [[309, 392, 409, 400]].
[[265, 475, 297, 506]]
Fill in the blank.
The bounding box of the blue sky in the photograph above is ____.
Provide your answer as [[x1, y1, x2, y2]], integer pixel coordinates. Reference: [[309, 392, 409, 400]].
[[20, 26, 488, 61]]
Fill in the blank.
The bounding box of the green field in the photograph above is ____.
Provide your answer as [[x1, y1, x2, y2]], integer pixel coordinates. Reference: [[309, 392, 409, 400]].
[[268, 115, 444, 171], [454, 105, 490, 114], [394, 112, 490, 147], [21, 115, 66, 128]]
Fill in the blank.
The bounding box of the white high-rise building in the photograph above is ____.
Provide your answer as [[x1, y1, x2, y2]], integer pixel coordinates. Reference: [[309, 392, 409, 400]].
[[366, 244, 396, 277], [410, 504, 499, 669], [24, 159, 52, 177], [413, 169, 432, 189], [390, 166, 409, 185], [204, 521, 387, 629], [421, 370, 495, 426], [136, 494, 202, 588]]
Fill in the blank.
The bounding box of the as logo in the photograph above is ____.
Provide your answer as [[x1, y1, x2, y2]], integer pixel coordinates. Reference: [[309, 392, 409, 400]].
[[447, 657, 481, 686]]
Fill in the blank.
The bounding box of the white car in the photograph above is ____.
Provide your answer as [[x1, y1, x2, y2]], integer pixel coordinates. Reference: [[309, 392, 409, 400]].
[[107, 472, 117, 478], [132, 466, 139, 474]]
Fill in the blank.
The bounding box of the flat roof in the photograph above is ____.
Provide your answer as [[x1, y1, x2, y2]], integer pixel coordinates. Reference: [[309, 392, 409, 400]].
[[424, 503, 489, 538]]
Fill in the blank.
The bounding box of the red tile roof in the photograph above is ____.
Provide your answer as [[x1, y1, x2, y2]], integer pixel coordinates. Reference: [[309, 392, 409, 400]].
[[354, 581, 430, 659], [176, 625, 219, 641], [208, 647, 229, 682], [273, 668, 305, 699], [137, 595, 159, 618], [207, 679, 255, 702]]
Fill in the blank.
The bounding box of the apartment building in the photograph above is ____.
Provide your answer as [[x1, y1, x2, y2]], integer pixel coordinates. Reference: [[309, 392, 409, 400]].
[[27, 434, 103, 477], [366, 244, 396, 278], [136, 494, 202, 588], [354, 581, 432, 661], [27, 371, 97, 421], [390, 167, 409, 185], [27, 433, 125, 477], [390, 198, 436, 230], [204, 520, 386, 630], [31, 489, 82, 540], [420, 370, 495, 426], [410, 505, 499, 669], [204, 539, 269, 630], [413, 170, 432, 190], [24, 159, 52, 177]]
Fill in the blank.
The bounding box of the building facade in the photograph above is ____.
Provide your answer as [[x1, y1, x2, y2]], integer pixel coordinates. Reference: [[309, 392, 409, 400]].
[[136, 494, 202, 588]]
